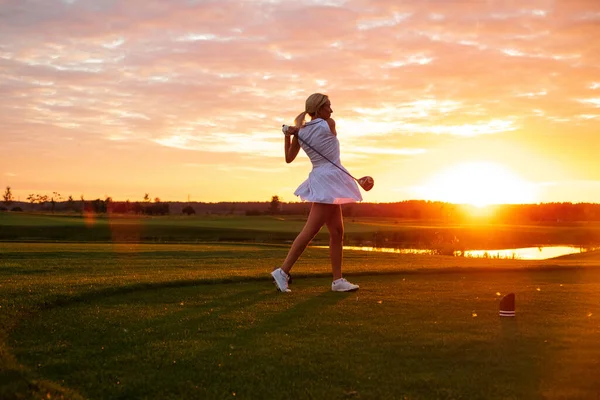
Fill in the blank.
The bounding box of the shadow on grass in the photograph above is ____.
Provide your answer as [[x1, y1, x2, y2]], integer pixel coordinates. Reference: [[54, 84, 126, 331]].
[[31, 263, 594, 314], [9, 282, 352, 399]]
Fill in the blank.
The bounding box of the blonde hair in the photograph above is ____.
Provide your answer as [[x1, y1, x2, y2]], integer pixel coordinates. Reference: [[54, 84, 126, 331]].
[[294, 93, 329, 127]]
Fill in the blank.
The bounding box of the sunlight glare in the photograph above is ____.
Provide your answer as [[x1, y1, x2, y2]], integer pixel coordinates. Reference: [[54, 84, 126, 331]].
[[413, 162, 536, 207]]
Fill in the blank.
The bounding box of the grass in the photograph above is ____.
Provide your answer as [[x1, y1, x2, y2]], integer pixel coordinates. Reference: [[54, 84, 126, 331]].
[[2, 212, 600, 248], [2, 242, 600, 399]]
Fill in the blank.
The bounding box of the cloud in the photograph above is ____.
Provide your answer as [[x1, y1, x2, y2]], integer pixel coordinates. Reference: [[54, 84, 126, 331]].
[[1, 0, 599, 201]]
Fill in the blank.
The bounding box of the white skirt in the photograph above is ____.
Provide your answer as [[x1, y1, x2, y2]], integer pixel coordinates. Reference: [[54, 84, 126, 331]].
[[294, 164, 362, 204]]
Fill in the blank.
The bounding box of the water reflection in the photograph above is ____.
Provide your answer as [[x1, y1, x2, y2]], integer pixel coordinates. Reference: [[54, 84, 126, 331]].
[[461, 246, 586, 260], [313, 245, 597, 260], [314, 246, 433, 255]]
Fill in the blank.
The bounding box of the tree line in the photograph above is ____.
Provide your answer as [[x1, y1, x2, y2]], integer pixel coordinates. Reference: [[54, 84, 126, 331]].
[[1, 187, 169, 215], [3, 187, 600, 222]]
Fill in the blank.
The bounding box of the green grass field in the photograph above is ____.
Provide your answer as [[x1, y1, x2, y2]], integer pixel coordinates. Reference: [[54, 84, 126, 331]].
[[2, 212, 600, 249], [2, 240, 600, 399]]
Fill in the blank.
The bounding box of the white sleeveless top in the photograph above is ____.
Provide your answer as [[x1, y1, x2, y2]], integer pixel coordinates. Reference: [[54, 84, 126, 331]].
[[294, 118, 362, 204]]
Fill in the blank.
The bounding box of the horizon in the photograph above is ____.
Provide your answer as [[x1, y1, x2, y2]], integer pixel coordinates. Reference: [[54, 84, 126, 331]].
[[6, 195, 600, 207], [2, 1, 599, 206]]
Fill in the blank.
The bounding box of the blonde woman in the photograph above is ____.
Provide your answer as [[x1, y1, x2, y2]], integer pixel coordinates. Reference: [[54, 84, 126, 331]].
[[271, 93, 368, 293]]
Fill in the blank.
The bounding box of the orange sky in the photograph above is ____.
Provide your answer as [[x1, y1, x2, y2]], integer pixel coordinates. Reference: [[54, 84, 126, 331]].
[[1, 0, 599, 205]]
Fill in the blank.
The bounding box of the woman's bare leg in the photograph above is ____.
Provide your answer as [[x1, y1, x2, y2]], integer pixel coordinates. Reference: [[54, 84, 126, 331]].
[[325, 205, 344, 280], [281, 203, 333, 274]]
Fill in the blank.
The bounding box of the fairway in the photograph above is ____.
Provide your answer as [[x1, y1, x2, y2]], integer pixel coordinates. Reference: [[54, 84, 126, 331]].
[[10, 272, 600, 400], [3, 212, 600, 249], [2, 243, 600, 399]]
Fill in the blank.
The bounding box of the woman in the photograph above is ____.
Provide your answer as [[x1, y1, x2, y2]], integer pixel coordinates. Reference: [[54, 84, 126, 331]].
[[271, 93, 366, 293]]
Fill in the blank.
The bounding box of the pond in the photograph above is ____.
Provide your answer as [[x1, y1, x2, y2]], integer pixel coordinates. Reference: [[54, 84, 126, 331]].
[[313, 245, 598, 260]]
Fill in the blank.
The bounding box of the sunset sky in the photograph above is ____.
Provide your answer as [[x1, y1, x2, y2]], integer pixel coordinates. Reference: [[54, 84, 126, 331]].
[[1, 0, 599, 205]]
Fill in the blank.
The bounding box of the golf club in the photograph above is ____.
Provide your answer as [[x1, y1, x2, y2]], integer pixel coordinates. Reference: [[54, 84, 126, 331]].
[[282, 125, 374, 191]]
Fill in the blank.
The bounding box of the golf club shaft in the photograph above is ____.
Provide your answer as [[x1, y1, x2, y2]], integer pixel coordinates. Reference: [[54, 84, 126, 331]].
[[283, 125, 358, 181]]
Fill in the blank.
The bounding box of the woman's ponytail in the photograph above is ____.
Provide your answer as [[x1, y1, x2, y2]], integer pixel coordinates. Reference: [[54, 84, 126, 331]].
[[294, 111, 307, 128], [293, 93, 328, 128]]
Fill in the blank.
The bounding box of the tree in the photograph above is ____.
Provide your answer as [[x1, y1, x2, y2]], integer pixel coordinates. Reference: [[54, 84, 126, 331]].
[[27, 194, 48, 210], [268, 195, 281, 215], [2, 186, 14, 206], [91, 198, 106, 213], [144, 193, 150, 202], [50, 192, 62, 213], [67, 195, 75, 211]]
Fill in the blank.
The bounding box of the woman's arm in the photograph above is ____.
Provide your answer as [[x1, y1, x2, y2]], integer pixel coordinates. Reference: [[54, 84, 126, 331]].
[[284, 131, 301, 163], [326, 118, 337, 136]]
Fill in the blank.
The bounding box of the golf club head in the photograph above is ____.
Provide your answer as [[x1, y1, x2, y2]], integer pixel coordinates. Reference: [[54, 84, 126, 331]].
[[358, 176, 374, 191]]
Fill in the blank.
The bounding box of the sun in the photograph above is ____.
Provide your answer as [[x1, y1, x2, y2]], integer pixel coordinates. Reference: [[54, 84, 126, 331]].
[[413, 162, 537, 207]]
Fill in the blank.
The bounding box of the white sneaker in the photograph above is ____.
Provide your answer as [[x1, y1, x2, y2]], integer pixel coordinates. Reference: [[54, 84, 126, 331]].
[[271, 268, 291, 293], [331, 278, 359, 292]]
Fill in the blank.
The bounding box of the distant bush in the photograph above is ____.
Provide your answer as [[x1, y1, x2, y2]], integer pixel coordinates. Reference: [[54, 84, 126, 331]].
[[11, 206, 23, 212], [182, 205, 196, 215], [245, 209, 262, 216], [143, 202, 169, 215], [0, 206, 7, 211]]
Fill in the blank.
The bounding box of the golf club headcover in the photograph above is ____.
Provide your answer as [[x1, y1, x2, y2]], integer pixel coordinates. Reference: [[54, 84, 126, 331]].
[[499, 293, 515, 317]]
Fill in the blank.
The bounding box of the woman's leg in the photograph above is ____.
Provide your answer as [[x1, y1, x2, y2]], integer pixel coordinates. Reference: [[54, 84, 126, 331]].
[[325, 205, 344, 280], [281, 203, 333, 274]]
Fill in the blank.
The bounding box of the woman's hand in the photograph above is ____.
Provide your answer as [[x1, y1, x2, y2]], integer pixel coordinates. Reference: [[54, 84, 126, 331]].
[[284, 125, 300, 136], [284, 126, 301, 163]]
